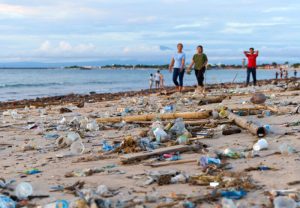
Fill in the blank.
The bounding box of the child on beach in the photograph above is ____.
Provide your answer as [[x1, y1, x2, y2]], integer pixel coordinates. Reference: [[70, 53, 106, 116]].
[[280, 68, 283, 79], [187, 45, 208, 93], [149, 74, 154, 90], [169, 43, 186, 92], [294, 70, 297, 77], [275, 71, 279, 80], [155, 70, 161, 89]]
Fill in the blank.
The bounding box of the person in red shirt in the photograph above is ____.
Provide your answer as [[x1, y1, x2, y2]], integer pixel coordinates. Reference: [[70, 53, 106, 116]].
[[244, 48, 259, 86]]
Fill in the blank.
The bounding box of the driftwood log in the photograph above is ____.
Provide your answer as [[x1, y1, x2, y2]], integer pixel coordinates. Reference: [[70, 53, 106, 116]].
[[120, 144, 203, 164], [198, 95, 226, 105], [97, 111, 211, 124], [227, 111, 266, 137]]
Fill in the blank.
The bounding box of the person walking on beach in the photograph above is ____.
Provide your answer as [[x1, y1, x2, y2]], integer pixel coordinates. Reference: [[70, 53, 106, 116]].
[[187, 45, 208, 93], [244, 48, 259, 86], [294, 70, 297, 77], [149, 74, 154, 90], [280, 68, 283, 79], [155, 70, 161, 89], [169, 43, 186, 92], [275, 71, 279, 80]]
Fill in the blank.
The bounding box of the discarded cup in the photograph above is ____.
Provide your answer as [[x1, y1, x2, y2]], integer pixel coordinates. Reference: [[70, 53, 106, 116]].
[[66, 132, 81, 145], [15, 182, 33, 200], [0, 195, 16, 208], [70, 141, 85, 155], [253, 139, 268, 151]]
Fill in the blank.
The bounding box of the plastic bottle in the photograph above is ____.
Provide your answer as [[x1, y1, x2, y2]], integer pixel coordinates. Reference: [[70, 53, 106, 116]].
[[273, 196, 296, 208], [15, 182, 33, 200], [0, 195, 16, 208], [70, 141, 85, 155], [170, 118, 186, 135]]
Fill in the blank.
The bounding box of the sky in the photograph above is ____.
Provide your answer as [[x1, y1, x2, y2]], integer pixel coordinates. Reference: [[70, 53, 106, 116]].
[[0, 0, 300, 65]]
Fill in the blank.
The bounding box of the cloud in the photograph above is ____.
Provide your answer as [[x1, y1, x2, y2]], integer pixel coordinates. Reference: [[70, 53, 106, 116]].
[[262, 7, 295, 13], [127, 16, 157, 23], [38, 41, 96, 55], [0, 3, 39, 18], [174, 22, 210, 29]]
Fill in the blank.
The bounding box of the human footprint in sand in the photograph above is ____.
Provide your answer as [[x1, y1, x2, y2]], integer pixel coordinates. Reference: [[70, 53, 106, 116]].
[[187, 45, 208, 94]]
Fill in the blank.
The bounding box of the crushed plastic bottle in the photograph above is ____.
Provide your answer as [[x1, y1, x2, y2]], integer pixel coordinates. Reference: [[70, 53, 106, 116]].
[[274, 196, 296, 208], [15, 182, 33, 200], [0, 195, 16, 208]]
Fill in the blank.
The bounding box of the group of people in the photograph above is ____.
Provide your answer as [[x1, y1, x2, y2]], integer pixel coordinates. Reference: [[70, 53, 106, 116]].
[[149, 70, 164, 90], [275, 68, 297, 80], [149, 43, 260, 92]]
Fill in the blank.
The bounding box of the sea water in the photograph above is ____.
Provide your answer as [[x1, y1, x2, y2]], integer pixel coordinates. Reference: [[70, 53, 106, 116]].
[[0, 68, 277, 101]]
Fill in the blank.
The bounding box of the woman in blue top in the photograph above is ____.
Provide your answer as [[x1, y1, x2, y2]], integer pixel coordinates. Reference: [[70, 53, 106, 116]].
[[169, 43, 186, 92]]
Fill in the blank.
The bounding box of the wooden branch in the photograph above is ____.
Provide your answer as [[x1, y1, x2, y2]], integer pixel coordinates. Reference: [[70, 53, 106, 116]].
[[97, 111, 211, 124]]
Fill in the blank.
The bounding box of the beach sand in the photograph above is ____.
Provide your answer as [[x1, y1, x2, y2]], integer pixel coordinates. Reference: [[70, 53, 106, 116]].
[[0, 79, 299, 207]]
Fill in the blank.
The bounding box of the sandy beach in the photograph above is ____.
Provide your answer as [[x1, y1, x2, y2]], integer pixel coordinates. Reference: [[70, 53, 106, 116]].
[[0, 78, 299, 208]]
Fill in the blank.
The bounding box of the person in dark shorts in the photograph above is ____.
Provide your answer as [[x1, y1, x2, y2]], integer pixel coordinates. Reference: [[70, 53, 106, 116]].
[[187, 45, 208, 93], [244, 48, 259, 86], [169, 43, 186, 92]]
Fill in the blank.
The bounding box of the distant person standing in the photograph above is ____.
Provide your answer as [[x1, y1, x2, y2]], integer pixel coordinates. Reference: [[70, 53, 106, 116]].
[[294, 70, 297, 77], [169, 43, 186, 92], [187, 45, 208, 93], [159, 72, 165, 88], [284, 70, 288, 79], [275, 71, 279, 80], [244, 48, 259, 86], [155, 70, 161, 89], [149, 74, 154, 90], [280, 68, 283, 79]]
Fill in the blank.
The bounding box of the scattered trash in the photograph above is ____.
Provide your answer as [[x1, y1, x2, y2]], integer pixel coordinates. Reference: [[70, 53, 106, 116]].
[[250, 93, 266, 104], [199, 156, 221, 168], [60, 107, 72, 114], [15, 182, 33, 200], [70, 141, 85, 155], [222, 126, 241, 135], [273, 196, 297, 208], [0, 195, 16, 208], [253, 139, 268, 151], [24, 168, 42, 175], [220, 189, 247, 200], [279, 143, 296, 155]]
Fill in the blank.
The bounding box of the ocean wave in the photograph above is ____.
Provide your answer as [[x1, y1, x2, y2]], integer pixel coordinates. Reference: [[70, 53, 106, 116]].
[[0, 81, 116, 89], [0, 82, 65, 88]]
